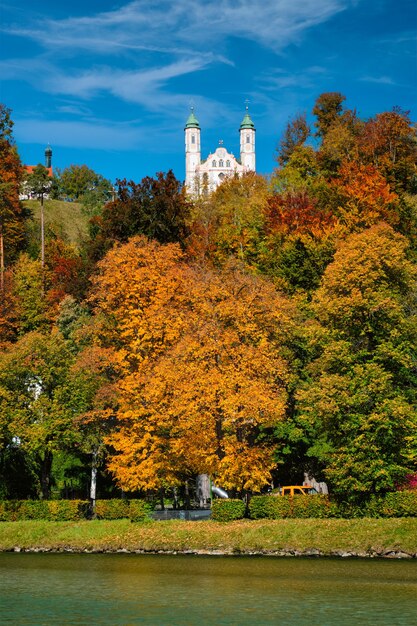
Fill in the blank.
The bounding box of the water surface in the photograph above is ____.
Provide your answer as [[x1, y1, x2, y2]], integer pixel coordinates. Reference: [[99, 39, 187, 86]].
[[1, 553, 416, 625]]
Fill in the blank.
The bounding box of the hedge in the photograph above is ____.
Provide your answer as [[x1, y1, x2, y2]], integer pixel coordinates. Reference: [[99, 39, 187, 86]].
[[94, 499, 130, 520], [1, 491, 416, 522], [365, 491, 417, 518], [249, 491, 417, 519], [0, 499, 152, 521], [0, 500, 88, 521], [129, 500, 153, 522], [211, 499, 246, 522]]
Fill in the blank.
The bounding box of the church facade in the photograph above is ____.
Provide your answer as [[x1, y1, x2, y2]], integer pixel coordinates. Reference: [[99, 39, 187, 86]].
[[185, 107, 255, 195]]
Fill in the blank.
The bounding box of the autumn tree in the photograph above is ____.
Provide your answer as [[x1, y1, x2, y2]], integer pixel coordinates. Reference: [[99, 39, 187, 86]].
[[0, 104, 26, 297], [330, 160, 399, 232], [87, 170, 191, 263], [313, 92, 347, 138], [266, 147, 338, 293], [90, 236, 296, 494], [277, 113, 310, 166], [296, 224, 417, 501], [358, 108, 417, 193], [44, 237, 84, 306], [187, 172, 269, 267]]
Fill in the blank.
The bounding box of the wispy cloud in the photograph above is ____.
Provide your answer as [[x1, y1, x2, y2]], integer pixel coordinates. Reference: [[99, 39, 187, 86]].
[[2, 1, 351, 123], [260, 66, 329, 90], [7, 0, 351, 55], [2, 0, 355, 154], [360, 75, 397, 86]]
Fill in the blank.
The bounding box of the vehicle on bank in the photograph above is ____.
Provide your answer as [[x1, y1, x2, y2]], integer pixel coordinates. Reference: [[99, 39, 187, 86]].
[[273, 485, 319, 496]]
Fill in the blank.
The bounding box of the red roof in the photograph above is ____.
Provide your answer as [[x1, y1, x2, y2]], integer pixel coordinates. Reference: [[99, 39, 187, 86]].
[[24, 165, 53, 177]]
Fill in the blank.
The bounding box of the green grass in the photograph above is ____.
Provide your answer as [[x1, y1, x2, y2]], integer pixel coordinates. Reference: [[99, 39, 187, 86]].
[[23, 199, 89, 246], [1, 518, 416, 555]]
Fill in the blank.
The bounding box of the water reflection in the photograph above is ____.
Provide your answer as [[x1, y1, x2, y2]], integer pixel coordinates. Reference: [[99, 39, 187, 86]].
[[1, 554, 416, 625]]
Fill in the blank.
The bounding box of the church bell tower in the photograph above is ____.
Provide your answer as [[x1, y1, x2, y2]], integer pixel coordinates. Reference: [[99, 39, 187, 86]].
[[239, 106, 255, 171], [185, 108, 201, 192], [45, 144, 52, 169]]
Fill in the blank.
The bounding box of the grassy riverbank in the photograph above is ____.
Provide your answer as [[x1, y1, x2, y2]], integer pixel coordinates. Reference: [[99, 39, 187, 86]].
[[1, 518, 417, 556]]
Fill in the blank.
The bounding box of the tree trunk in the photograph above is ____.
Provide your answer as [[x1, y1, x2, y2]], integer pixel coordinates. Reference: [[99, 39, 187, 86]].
[[90, 447, 98, 516], [40, 194, 45, 268], [184, 480, 191, 510], [40, 450, 53, 500]]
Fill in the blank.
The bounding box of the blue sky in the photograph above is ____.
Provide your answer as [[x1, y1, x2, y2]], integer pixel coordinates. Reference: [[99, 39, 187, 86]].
[[1, 0, 416, 184]]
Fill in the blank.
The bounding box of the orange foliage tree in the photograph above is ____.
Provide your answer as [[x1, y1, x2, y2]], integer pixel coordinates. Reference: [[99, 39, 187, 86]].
[[358, 108, 417, 193], [330, 160, 399, 232], [90, 236, 295, 493]]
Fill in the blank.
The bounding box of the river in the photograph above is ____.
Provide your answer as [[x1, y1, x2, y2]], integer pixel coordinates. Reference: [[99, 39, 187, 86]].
[[1, 553, 416, 624]]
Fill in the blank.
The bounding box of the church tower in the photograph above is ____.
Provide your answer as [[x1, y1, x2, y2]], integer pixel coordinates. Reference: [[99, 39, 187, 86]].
[[45, 144, 52, 169], [239, 106, 255, 171], [185, 108, 201, 193]]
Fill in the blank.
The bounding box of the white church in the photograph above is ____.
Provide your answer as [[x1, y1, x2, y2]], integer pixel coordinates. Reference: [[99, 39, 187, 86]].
[[185, 106, 256, 196]]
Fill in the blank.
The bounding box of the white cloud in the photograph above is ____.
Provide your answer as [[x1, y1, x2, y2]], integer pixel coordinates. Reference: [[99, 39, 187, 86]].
[[359, 75, 397, 86], [7, 0, 350, 55], [2, 0, 353, 145]]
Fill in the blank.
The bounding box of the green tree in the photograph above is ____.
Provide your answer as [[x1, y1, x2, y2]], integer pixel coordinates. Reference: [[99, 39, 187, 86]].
[[188, 172, 268, 267], [54, 164, 113, 203], [0, 331, 80, 498], [13, 253, 48, 334], [297, 223, 417, 501]]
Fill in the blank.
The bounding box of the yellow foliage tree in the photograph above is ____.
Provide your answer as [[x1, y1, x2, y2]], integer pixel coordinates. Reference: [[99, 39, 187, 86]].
[[90, 236, 295, 493]]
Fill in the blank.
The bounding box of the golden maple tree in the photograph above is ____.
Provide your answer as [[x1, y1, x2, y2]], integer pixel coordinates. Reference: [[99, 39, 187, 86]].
[[90, 236, 295, 493]]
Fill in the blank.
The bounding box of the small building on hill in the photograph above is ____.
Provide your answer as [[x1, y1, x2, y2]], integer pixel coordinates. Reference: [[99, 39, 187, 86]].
[[20, 145, 53, 200]]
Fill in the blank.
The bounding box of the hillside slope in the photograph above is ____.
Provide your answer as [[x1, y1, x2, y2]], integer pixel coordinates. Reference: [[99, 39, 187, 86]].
[[23, 199, 89, 247]]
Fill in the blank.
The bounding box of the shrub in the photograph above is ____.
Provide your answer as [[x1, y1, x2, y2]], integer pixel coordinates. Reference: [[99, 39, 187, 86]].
[[249, 495, 292, 519], [129, 500, 153, 523], [211, 499, 246, 522], [291, 495, 337, 518], [249, 495, 336, 519], [365, 491, 417, 518], [94, 499, 130, 520], [15, 500, 49, 520], [0, 500, 88, 521], [0, 501, 7, 521], [47, 500, 88, 521]]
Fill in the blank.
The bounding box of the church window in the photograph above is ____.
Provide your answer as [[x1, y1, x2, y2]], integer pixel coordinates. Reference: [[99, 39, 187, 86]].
[[246, 135, 250, 143], [212, 160, 217, 167], [219, 159, 224, 167], [191, 135, 195, 144], [226, 160, 230, 167]]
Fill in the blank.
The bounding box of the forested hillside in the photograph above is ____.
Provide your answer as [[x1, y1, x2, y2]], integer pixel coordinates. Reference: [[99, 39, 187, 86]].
[[0, 94, 416, 506]]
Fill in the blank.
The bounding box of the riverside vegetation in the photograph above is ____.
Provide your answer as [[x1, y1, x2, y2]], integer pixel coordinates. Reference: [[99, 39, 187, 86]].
[[1, 519, 417, 557], [0, 95, 416, 520]]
